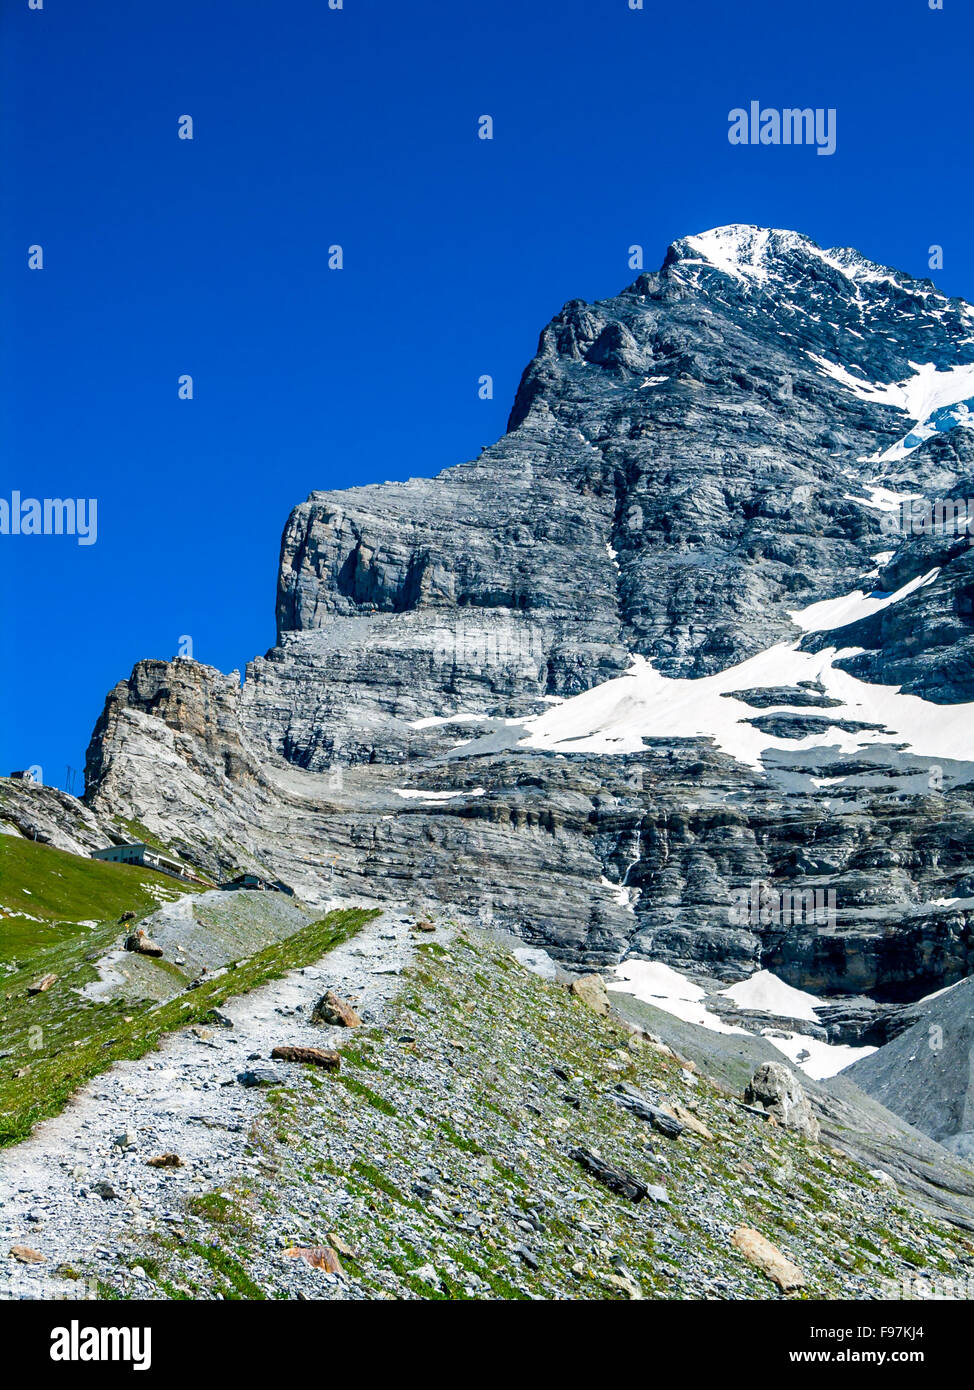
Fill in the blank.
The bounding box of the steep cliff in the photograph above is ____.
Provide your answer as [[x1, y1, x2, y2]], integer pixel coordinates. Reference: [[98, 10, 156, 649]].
[[83, 226, 974, 1009]]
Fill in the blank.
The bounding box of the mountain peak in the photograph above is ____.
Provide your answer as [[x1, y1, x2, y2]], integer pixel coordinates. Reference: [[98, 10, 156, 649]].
[[677, 223, 780, 282], [669, 224, 891, 287]]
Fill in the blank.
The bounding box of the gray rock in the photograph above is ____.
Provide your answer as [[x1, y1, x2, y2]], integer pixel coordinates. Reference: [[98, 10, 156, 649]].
[[568, 1146, 649, 1202], [236, 1069, 282, 1088], [744, 1062, 820, 1141], [612, 1086, 684, 1137], [513, 1244, 540, 1270]]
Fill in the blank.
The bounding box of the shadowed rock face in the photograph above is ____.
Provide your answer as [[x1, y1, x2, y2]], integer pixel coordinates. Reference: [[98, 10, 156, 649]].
[[845, 977, 974, 1154], [82, 226, 974, 1007]]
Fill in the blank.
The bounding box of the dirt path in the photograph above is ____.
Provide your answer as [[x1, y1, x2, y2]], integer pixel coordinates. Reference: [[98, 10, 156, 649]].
[[0, 907, 415, 1299]]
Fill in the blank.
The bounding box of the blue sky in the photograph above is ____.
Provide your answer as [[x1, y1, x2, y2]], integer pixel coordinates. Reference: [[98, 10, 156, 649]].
[[1, 0, 971, 791]]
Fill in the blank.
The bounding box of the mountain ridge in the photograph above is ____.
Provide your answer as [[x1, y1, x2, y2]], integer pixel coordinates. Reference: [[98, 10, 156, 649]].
[[55, 227, 974, 1041]]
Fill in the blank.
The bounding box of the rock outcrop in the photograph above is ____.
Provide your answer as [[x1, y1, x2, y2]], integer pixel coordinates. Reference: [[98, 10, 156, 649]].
[[0, 777, 116, 856], [744, 1061, 821, 1141], [123, 928, 164, 958]]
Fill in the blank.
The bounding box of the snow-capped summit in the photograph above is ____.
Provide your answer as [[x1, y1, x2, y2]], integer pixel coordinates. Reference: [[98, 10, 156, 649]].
[[673, 223, 945, 297]]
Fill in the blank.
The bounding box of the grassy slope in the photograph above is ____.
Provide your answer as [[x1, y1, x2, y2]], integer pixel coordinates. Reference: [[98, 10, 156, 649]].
[[0, 835, 195, 961], [111, 929, 974, 1302]]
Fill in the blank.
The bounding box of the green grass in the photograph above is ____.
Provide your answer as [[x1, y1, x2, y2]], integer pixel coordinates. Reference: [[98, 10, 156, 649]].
[[0, 835, 193, 961], [187, 1193, 238, 1224], [436, 1116, 485, 1154], [0, 906, 377, 1148], [334, 1072, 399, 1116], [179, 1240, 266, 1300], [350, 1159, 417, 1208]]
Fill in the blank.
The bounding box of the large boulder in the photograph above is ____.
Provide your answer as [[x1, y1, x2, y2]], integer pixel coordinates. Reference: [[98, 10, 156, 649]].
[[311, 990, 362, 1028], [123, 928, 163, 958], [731, 1227, 805, 1291], [744, 1061, 820, 1141], [569, 973, 611, 1016]]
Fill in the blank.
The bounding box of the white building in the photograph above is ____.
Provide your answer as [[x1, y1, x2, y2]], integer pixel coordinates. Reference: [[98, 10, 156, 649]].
[[90, 842, 192, 881]]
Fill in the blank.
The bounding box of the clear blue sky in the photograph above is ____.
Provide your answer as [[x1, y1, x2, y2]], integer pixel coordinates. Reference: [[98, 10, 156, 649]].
[[1, 0, 971, 791]]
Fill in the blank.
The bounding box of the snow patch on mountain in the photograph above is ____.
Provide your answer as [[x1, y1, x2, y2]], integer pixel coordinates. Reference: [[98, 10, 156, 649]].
[[760, 1029, 876, 1081], [393, 787, 485, 801], [607, 959, 876, 1079], [515, 637, 974, 769], [719, 969, 822, 1021], [808, 352, 974, 461], [875, 400, 974, 464], [684, 226, 772, 284], [608, 959, 747, 1035], [788, 568, 940, 633], [850, 485, 921, 513]]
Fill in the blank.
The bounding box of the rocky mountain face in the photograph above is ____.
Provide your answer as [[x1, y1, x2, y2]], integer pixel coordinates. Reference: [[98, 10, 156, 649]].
[[846, 977, 974, 1159], [82, 226, 974, 1022]]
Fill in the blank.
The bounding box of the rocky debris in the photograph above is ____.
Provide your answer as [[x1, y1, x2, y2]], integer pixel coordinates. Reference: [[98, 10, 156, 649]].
[[310, 991, 361, 1028], [568, 1147, 648, 1202], [612, 981, 974, 1232], [146, 1153, 184, 1169], [283, 1245, 344, 1276], [744, 1062, 820, 1142], [732, 1227, 805, 1292], [84, 890, 321, 1011], [0, 776, 117, 858], [9, 1245, 45, 1263], [237, 1069, 282, 1088], [271, 1045, 341, 1070], [123, 928, 164, 958], [569, 974, 611, 1016], [2, 917, 973, 1303], [611, 1083, 684, 1137], [0, 911, 418, 1300], [660, 1101, 714, 1142]]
